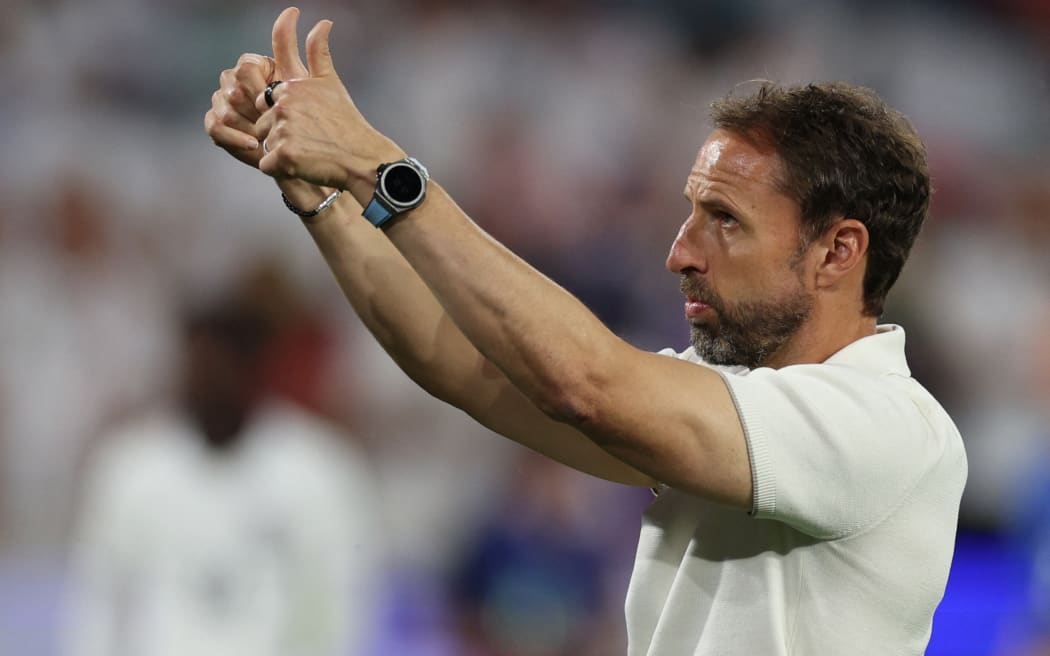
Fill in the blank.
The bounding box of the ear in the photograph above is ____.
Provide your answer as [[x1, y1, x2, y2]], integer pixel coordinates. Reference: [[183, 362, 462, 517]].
[[813, 218, 869, 291]]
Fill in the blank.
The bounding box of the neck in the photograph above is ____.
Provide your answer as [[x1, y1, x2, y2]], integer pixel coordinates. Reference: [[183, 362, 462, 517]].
[[763, 308, 877, 369]]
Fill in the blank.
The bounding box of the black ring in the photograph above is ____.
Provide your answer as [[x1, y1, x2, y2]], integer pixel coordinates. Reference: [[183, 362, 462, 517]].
[[264, 80, 283, 108]]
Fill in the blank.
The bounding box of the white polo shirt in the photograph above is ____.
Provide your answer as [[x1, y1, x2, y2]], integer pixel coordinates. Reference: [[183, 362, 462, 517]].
[[626, 325, 967, 655]]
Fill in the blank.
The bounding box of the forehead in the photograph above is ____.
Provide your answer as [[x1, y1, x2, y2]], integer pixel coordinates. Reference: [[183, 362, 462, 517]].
[[685, 129, 789, 203]]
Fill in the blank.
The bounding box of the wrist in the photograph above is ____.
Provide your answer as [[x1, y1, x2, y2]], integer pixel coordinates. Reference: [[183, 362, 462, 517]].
[[277, 178, 332, 209], [344, 137, 407, 206], [360, 156, 431, 230], [276, 179, 342, 223]]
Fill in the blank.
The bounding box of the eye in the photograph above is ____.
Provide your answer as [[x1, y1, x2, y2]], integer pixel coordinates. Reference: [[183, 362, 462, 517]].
[[714, 211, 738, 228]]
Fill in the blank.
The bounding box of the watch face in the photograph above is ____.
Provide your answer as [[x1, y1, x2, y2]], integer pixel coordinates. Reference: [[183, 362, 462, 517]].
[[381, 163, 425, 206]]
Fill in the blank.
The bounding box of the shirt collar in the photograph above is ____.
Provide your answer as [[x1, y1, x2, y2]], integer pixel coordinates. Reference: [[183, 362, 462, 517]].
[[822, 324, 910, 376], [681, 324, 911, 377]]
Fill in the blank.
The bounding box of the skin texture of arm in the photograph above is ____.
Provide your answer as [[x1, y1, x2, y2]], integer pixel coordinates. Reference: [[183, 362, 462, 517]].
[[297, 190, 658, 487], [204, 10, 655, 487], [212, 7, 753, 506], [380, 188, 752, 508]]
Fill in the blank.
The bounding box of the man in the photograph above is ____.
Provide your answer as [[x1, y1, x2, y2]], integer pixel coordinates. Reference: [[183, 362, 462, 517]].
[[64, 289, 380, 656], [204, 7, 966, 654]]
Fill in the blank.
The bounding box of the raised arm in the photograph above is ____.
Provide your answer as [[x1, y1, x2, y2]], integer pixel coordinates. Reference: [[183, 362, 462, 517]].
[[204, 8, 654, 487], [247, 8, 753, 509]]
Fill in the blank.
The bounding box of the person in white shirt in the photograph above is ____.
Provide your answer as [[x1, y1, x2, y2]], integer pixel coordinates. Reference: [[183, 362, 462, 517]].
[[202, 8, 967, 654], [64, 296, 381, 656]]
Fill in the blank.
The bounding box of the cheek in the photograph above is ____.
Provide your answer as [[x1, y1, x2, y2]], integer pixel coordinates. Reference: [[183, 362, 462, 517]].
[[719, 249, 805, 303], [708, 239, 764, 290]]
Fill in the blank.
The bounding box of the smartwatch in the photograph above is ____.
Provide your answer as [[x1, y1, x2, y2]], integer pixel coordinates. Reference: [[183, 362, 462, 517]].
[[362, 157, 430, 228]]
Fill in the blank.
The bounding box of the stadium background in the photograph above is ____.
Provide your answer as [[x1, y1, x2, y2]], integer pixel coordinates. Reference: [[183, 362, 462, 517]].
[[0, 0, 1047, 653]]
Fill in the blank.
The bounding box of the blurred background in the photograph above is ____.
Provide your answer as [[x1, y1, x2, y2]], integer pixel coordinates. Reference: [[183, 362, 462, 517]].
[[0, 0, 1047, 654]]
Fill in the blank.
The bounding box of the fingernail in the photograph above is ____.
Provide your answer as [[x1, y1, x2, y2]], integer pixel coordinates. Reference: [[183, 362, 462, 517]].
[[244, 138, 259, 150]]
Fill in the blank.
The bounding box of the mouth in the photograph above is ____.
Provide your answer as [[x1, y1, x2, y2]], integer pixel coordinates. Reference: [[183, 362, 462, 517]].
[[684, 296, 712, 319], [680, 275, 717, 319]]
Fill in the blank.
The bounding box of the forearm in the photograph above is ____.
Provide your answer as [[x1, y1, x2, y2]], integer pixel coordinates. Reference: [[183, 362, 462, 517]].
[[284, 183, 484, 398], [383, 183, 625, 422], [247, 40, 620, 419], [285, 182, 653, 486], [376, 185, 741, 498], [206, 14, 741, 499]]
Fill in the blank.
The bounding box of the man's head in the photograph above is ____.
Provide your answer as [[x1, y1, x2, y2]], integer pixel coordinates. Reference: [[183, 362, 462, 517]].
[[180, 300, 274, 450], [667, 81, 930, 368]]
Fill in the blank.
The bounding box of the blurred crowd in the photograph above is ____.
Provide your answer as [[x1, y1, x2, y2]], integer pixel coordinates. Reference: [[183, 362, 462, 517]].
[[0, 0, 1047, 654]]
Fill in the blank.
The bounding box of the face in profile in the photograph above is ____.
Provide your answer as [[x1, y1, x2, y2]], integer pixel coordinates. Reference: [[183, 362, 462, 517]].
[[667, 130, 814, 369]]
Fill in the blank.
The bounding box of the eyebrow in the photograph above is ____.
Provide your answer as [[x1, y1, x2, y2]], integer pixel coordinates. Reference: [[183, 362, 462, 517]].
[[683, 185, 744, 218], [698, 197, 739, 216]]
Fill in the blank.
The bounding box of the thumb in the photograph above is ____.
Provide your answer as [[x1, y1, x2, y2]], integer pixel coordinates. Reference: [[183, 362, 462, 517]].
[[306, 19, 336, 78], [272, 6, 308, 79]]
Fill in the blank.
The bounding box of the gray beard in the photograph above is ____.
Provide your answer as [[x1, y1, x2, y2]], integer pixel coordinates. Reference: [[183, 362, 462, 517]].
[[683, 276, 812, 369]]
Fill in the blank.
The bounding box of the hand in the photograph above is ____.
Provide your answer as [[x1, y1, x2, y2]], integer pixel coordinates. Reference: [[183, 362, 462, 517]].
[[252, 9, 404, 200], [203, 49, 270, 168], [205, 7, 335, 208]]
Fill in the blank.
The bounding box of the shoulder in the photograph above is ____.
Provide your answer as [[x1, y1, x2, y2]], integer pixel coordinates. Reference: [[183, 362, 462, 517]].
[[254, 400, 349, 444], [249, 400, 375, 486], [92, 410, 195, 474], [81, 409, 198, 509]]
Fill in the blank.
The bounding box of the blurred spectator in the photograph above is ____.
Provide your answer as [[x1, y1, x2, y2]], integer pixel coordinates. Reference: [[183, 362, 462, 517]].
[[998, 305, 1050, 655], [903, 164, 1050, 530], [451, 452, 636, 656], [0, 176, 173, 554], [61, 280, 382, 656], [234, 257, 351, 421]]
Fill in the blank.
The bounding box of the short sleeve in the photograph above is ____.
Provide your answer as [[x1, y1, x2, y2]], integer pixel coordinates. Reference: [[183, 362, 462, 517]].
[[719, 364, 943, 539]]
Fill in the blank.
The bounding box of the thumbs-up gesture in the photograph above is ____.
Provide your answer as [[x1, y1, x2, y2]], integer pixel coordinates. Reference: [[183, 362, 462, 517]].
[[253, 7, 404, 200]]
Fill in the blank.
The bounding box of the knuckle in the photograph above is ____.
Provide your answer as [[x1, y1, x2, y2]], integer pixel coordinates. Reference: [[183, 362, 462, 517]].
[[233, 64, 255, 83], [273, 149, 292, 172], [206, 125, 224, 144]]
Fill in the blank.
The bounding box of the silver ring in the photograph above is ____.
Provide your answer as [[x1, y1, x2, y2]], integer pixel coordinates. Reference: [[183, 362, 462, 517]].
[[262, 138, 270, 154]]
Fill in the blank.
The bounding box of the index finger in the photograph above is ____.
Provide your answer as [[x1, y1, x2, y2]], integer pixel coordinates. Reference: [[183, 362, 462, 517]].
[[234, 53, 275, 94], [232, 54, 274, 121]]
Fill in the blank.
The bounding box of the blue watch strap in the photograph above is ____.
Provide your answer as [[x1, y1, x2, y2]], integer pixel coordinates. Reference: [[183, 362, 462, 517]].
[[363, 197, 394, 228]]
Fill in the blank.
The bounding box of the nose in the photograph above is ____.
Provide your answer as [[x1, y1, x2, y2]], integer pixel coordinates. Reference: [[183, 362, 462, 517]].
[[665, 215, 707, 274]]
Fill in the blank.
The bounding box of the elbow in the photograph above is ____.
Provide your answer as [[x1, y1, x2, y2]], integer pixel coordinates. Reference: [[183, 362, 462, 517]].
[[533, 370, 603, 428], [532, 341, 626, 428]]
